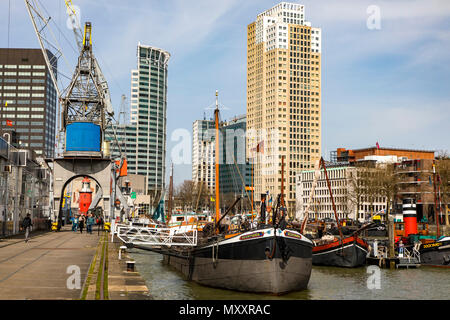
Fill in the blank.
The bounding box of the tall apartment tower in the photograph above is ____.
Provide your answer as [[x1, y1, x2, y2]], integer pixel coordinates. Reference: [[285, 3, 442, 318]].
[[0, 49, 58, 158], [192, 119, 216, 192], [128, 43, 170, 194], [247, 2, 322, 215]]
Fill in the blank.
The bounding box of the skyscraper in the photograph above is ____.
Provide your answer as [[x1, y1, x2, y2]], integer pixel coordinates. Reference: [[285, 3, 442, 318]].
[[192, 119, 216, 193], [192, 115, 251, 199], [219, 115, 251, 197], [106, 43, 170, 196], [247, 2, 322, 215], [0, 48, 58, 158]]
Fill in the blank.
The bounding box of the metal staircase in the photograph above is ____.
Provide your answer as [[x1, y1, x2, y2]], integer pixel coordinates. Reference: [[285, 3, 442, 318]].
[[397, 243, 421, 268]]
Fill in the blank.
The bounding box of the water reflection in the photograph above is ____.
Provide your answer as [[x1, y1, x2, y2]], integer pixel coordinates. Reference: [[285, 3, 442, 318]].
[[129, 248, 450, 300]]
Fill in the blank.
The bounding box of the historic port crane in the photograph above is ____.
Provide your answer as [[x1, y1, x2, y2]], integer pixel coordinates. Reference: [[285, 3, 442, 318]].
[[25, 0, 129, 226]]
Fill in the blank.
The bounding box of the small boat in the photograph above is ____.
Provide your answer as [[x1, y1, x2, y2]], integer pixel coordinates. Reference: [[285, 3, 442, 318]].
[[167, 211, 213, 234], [420, 236, 450, 266], [312, 234, 368, 267]]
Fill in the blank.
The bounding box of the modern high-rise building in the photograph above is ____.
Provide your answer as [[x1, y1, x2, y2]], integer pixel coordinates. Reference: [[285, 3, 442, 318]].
[[247, 2, 322, 215], [192, 115, 252, 199], [0, 48, 58, 158], [106, 43, 170, 196], [219, 115, 252, 196], [192, 119, 216, 192]]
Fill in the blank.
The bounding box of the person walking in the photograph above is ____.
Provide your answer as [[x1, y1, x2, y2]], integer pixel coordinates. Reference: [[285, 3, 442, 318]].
[[78, 215, 85, 234], [97, 215, 104, 235], [22, 214, 33, 243], [72, 215, 79, 232], [86, 213, 95, 234]]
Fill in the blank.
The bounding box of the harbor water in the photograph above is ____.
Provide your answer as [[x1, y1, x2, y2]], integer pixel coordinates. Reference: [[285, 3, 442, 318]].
[[129, 248, 450, 300]]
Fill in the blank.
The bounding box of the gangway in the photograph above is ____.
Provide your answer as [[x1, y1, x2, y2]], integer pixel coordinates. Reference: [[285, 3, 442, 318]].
[[116, 224, 198, 247]]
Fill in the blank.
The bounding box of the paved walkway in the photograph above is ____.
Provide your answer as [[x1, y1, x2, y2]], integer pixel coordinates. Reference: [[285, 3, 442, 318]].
[[0, 226, 100, 300]]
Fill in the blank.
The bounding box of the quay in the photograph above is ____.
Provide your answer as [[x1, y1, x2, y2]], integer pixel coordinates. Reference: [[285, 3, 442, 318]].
[[0, 227, 151, 300]]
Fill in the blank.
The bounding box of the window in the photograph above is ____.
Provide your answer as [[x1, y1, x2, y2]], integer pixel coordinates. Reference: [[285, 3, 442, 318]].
[[32, 65, 46, 69], [18, 72, 31, 76], [32, 72, 45, 77], [30, 143, 43, 147]]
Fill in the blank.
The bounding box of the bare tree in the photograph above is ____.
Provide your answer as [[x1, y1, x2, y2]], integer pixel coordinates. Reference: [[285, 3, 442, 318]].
[[347, 167, 364, 221], [375, 163, 399, 223], [436, 150, 450, 226], [175, 180, 195, 211]]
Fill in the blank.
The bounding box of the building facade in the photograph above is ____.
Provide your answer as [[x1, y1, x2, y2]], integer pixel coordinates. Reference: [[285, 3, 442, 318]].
[[297, 154, 449, 224], [0, 136, 50, 237], [0, 48, 58, 158], [296, 164, 387, 222], [332, 147, 435, 163], [192, 119, 216, 192], [219, 115, 252, 196], [192, 115, 252, 198], [247, 2, 322, 215]]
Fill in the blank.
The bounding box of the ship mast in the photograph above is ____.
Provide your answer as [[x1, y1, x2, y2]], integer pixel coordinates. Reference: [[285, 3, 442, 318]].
[[432, 161, 441, 238], [214, 91, 221, 232], [167, 163, 174, 224], [321, 157, 344, 240]]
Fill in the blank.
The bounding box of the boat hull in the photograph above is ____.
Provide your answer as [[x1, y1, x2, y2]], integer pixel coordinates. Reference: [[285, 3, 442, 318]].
[[162, 228, 313, 294], [420, 239, 450, 267], [312, 236, 368, 267]]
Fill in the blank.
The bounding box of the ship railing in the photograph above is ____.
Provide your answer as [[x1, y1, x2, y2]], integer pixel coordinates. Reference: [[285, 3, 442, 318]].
[[116, 225, 197, 247], [412, 242, 421, 263]]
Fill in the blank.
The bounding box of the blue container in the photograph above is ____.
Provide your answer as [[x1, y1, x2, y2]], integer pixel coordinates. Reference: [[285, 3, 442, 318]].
[[66, 122, 101, 152]]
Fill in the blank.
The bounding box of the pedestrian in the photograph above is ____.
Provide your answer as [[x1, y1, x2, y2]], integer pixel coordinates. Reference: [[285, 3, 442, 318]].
[[79, 215, 85, 234], [72, 215, 79, 232], [97, 215, 104, 235], [87, 213, 95, 234], [22, 214, 33, 243], [398, 239, 404, 257]]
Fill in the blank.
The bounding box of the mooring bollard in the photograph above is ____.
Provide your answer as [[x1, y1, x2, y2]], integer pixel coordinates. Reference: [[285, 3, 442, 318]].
[[119, 245, 127, 260], [126, 260, 135, 272]]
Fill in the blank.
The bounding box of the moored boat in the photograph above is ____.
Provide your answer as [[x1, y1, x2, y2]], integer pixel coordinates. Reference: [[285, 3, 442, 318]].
[[299, 157, 369, 268], [312, 235, 368, 267], [419, 236, 450, 266], [162, 226, 313, 294]]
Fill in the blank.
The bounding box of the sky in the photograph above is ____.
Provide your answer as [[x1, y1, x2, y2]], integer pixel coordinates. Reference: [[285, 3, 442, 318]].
[[1, 0, 449, 186]]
